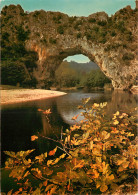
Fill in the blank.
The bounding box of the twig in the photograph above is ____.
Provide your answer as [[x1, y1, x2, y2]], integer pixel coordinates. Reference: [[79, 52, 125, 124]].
[[57, 146, 71, 157]]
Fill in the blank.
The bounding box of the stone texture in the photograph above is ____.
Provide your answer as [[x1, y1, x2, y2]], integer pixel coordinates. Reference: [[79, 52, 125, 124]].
[[1, 5, 138, 90]]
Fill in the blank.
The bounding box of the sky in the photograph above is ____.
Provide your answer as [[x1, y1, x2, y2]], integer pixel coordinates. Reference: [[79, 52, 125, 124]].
[[1, 0, 135, 62]]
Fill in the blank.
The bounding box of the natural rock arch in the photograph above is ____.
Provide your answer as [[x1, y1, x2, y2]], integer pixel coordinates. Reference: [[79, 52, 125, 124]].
[[2, 5, 137, 89]]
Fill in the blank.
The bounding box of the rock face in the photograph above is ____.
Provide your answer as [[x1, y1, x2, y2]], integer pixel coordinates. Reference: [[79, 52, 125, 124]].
[[1, 4, 138, 89]]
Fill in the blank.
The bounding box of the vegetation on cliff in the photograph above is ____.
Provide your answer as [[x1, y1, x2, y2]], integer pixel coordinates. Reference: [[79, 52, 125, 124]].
[[3, 99, 137, 194], [1, 9, 38, 87]]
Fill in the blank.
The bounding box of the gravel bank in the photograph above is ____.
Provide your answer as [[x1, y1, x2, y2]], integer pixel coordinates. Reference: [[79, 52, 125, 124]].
[[1, 89, 67, 105]]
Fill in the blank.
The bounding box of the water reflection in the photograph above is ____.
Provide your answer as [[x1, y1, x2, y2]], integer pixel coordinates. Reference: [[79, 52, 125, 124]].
[[1, 90, 137, 165]]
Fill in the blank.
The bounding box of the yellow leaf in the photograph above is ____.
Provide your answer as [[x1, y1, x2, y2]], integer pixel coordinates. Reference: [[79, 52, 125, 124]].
[[47, 160, 53, 166], [96, 181, 102, 189], [101, 131, 110, 140], [115, 111, 120, 116], [118, 166, 124, 172], [134, 160, 138, 169], [93, 103, 99, 108], [65, 135, 70, 143], [100, 184, 108, 192], [89, 141, 94, 150], [117, 158, 126, 165], [93, 147, 102, 156], [122, 161, 129, 169], [113, 120, 119, 125], [59, 153, 66, 159], [43, 109, 52, 115], [108, 174, 114, 180]]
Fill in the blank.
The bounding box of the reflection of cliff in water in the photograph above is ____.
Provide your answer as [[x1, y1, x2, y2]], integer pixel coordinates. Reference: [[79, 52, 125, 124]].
[[35, 99, 69, 137], [55, 91, 137, 124], [106, 91, 137, 116]]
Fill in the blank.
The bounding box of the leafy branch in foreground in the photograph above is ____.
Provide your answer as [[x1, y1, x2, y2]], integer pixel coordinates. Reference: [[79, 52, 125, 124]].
[[4, 100, 137, 194]]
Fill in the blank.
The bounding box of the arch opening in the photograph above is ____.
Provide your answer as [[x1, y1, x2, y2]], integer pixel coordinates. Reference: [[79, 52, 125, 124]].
[[51, 54, 112, 90]]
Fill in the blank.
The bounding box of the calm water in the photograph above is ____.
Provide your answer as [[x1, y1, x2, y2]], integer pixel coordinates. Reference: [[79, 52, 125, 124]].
[[1, 90, 137, 165]]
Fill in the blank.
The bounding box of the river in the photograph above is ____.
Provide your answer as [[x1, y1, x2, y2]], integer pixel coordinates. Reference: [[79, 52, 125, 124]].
[[1, 89, 138, 192], [1, 90, 137, 166]]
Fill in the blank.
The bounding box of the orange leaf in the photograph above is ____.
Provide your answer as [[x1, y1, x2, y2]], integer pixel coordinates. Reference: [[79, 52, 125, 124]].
[[31, 135, 38, 141], [38, 109, 43, 112], [72, 114, 79, 120], [7, 190, 13, 195], [100, 184, 108, 192], [43, 109, 52, 115], [43, 180, 48, 186], [48, 147, 57, 156]]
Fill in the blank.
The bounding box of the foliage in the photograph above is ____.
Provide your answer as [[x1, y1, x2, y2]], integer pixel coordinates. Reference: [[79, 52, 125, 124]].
[[1, 61, 26, 86], [57, 25, 64, 34], [122, 53, 134, 61], [1, 23, 38, 87], [4, 100, 137, 194], [76, 32, 81, 39], [49, 37, 57, 44], [82, 70, 111, 88], [88, 18, 96, 23], [55, 61, 80, 88], [16, 25, 30, 42]]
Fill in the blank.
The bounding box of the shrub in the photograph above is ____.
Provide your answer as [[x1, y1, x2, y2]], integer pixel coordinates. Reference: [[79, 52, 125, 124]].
[[76, 32, 81, 39], [57, 25, 64, 34], [110, 31, 116, 37], [49, 37, 57, 44], [97, 20, 107, 26], [4, 100, 137, 194], [88, 18, 96, 23], [33, 11, 40, 17], [122, 53, 134, 61], [69, 16, 77, 23], [2, 32, 10, 41], [16, 25, 30, 41], [92, 26, 99, 32]]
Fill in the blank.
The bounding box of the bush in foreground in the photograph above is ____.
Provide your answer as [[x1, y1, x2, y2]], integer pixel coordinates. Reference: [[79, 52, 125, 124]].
[[4, 99, 137, 194]]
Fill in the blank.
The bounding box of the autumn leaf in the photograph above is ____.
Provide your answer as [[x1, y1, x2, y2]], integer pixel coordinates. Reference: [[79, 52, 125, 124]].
[[48, 147, 57, 156], [7, 190, 13, 195], [93, 103, 99, 108], [67, 184, 73, 192], [115, 111, 120, 116], [43, 180, 48, 186], [111, 127, 119, 134], [101, 131, 110, 140], [31, 135, 38, 141], [49, 186, 57, 194], [65, 135, 70, 144], [72, 114, 79, 120], [87, 169, 99, 179], [113, 120, 119, 125], [43, 109, 52, 115], [37, 108, 43, 112], [122, 161, 129, 169], [72, 158, 85, 170], [100, 184, 108, 192]]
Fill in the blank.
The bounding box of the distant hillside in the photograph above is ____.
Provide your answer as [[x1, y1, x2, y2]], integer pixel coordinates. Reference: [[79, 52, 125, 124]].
[[61, 60, 99, 73]]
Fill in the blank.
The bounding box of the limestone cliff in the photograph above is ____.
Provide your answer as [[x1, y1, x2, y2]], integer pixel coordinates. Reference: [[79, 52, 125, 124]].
[[1, 4, 138, 89]]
